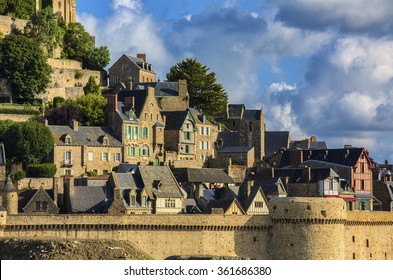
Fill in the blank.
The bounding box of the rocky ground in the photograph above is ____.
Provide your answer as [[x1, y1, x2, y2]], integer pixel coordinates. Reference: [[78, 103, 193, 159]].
[[0, 238, 152, 260]]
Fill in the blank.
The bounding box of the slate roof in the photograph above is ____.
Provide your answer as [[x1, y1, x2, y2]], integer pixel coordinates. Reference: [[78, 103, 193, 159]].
[[116, 101, 138, 123], [247, 176, 287, 197], [243, 110, 261, 121], [109, 55, 155, 73], [138, 166, 184, 199], [279, 148, 368, 168], [116, 163, 138, 174], [161, 110, 190, 130], [188, 108, 214, 125], [264, 131, 290, 158], [217, 146, 253, 153], [69, 186, 110, 213], [49, 125, 123, 147], [289, 141, 328, 150], [205, 198, 244, 214], [117, 89, 149, 118], [1, 177, 17, 192], [216, 132, 240, 147], [132, 82, 180, 97], [19, 187, 58, 213], [274, 167, 339, 183], [227, 104, 244, 119], [242, 186, 269, 211], [172, 168, 234, 184]]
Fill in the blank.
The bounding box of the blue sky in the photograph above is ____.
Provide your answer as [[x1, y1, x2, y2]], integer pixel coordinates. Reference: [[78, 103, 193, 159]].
[[77, 0, 393, 164]]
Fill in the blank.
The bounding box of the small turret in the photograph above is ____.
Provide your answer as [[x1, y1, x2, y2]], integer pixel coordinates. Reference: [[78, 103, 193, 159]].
[[1, 176, 18, 215]]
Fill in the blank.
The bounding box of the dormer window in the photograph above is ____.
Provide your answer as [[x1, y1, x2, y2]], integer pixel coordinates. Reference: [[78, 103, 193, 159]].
[[102, 136, 109, 146], [130, 189, 137, 207], [153, 180, 162, 190], [65, 135, 71, 144]]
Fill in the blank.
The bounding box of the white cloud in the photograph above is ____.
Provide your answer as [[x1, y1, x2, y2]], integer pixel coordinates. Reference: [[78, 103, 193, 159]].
[[112, 0, 142, 11]]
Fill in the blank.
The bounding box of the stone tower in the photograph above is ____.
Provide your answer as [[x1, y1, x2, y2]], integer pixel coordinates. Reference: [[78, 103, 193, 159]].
[[37, 0, 76, 24], [1, 177, 18, 215]]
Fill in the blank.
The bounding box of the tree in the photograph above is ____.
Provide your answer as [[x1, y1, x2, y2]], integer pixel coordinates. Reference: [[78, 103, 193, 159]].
[[166, 58, 228, 116], [71, 94, 107, 126], [0, 0, 35, 20], [83, 76, 101, 95], [0, 34, 51, 101], [24, 6, 65, 56], [47, 104, 82, 125], [1, 121, 54, 165], [62, 22, 110, 70]]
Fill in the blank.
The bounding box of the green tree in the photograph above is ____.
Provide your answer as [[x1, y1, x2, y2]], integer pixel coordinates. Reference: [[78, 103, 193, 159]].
[[62, 22, 110, 70], [24, 6, 65, 56], [71, 94, 107, 126], [0, 34, 51, 101], [1, 121, 54, 165], [83, 76, 101, 95], [0, 0, 35, 20], [166, 58, 228, 116]]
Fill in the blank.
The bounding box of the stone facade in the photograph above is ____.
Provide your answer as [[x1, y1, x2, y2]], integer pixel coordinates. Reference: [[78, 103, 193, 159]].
[[0, 15, 28, 36], [108, 54, 156, 88], [2, 197, 393, 259], [43, 0, 76, 24]]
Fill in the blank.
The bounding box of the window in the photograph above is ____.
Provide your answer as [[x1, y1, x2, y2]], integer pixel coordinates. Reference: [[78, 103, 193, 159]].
[[249, 121, 253, 132], [65, 169, 72, 176], [205, 127, 210, 136], [361, 180, 365, 190], [65, 136, 71, 144], [255, 201, 264, 208], [115, 153, 121, 162], [130, 195, 136, 206], [103, 138, 108, 145], [64, 151, 72, 165], [328, 179, 334, 190], [142, 127, 149, 138], [128, 146, 137, 156], [185, 145, 190, 154], [184, 131, 191, 140], [102, 152, 109, 161], [165, 199, 176, 208], [141, 196, 147, 207], [200, 127, 204, 135], [145, 113, 147, 119], [88, 152, 93, 161], [140, 145, 150, 156], [360, 163, 365, 173], [35, 201, 48, 211]]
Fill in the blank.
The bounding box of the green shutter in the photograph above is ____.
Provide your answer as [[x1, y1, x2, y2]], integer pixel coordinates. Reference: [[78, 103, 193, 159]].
[[125, 126, 129, 140], [128, 146, 131, 156], [147, 128, 150, 138], [135, 148, 139, 155], [140, 147, 143, 156], [130, 126, 134, 139], [148, 149, 152, 157]]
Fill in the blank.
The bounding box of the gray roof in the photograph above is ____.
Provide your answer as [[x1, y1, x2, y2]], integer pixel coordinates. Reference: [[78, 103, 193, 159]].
[[217, 146, 253, 153], [264, 131, 290, 158], [243, 110, 262, 121], [132, 82, 180, 97], [116, 101, 138, 123], [49, 125, 123, 147], [172, 168, 234, 184], [116, 163, 138, 174], [162, 110, 191, 130], [227, 104, 244, 119], [188, 108, 213, 125], [216, 132, 240, 147], [242, 186, 268, 211], [248, 177, 287, 197], [139, 166, 184, 198], [69, 186, 110, 213], [1, 176, 17, 192]]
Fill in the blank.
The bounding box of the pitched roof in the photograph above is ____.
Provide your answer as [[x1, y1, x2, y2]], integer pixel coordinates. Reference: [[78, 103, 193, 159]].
[[69, 186, 110, 213], [264, 131, 290, 158], [243, 109, 262, 121], [216, 132, 240, 147], [132, 82, 180, 97], [116, 163, 138, 173], [1, 177, 16, 192], [279, 148, 369, 168], [49, 125, 123, 147], [109, 54, 155, 73], [248, 176, 287, 197], [188, 108, 214, 125], [227, 104, 244, 119], [172, 168, 234, 184], [19, 187, 58, 213], [242, 186, 269, 211], [117, 89, 148, 118], [138, 166, 184, 198], [217, 146, 253, 153], [162, 110, 190, 130], [205, 198, 245, 214]]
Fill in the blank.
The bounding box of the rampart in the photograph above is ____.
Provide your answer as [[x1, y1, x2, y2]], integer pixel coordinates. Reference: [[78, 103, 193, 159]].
[[1, 198, 393, 260]]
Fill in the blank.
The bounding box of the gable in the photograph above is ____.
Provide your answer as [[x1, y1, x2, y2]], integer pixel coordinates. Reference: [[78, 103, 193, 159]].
[[21, 187, 59, 214]]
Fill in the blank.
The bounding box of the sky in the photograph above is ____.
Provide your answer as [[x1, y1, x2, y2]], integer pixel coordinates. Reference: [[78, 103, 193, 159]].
[[76, 0, 393, 164]]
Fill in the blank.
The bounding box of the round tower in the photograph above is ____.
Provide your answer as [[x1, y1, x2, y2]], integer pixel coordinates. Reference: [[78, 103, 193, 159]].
[[1, 176, 18, 215], [268, 197, 347, 260]]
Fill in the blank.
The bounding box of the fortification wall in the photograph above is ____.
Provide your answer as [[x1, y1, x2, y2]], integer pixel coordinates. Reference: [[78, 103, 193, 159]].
[[3, 214, 271, 259], [0, 114, 35, 122], [2, 198, 393, 260]]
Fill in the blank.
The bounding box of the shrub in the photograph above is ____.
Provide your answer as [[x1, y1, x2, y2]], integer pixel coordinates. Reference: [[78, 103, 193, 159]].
[[53, 96, 65, 108], [0, 108, 40, 115], [74, 70, 83, 79], [86, 170, 98, 177], [14, 170, 26, 181], [28, 163, 57, 178]]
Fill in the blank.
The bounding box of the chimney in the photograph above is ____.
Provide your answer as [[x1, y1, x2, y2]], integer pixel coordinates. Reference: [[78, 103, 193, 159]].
[[70, 119, 78, 131], [53, 180, 58, 207], [301, 166, 311, 183], [108, 94, 118, 112], [137, 53, 146, 63], [124, 96, 135, 107], [344, 144, 352, 149], [244, 179, 253, 201]]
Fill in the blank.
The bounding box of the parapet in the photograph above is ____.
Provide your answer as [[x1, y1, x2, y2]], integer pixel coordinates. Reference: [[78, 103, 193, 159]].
[[269, 197, 347, 222]]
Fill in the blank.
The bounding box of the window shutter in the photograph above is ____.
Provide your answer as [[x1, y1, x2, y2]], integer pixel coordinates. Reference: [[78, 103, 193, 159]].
[[207, 141, 210, 150], [147, 128, 150, 138], [135, 148, 138, 156], [101, 153, 104, 161], [125, 126, 129, 140], [140, 148, 143, 156], [130, 126, 134, 139], [199, 141, 203, 150], [148, 149, 152, 157], [108, 153, 111, 161]]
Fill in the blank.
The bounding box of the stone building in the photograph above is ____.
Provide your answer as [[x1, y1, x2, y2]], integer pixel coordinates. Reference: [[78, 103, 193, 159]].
[[162, 108, 217, 165], [18, 187, 59, 215], [216, 104, 265, 161], [108, 54, 156, 88], [107, 86, 165, 165], [36, 0, 76, 24], [48, 120, 124, 177]]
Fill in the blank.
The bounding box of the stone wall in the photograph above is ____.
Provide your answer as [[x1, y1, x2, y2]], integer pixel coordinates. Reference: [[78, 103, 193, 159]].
[[2, 197, 393, 260], [0, 114, 35, 122], [0, 15, 28, 36], [17, 178, 55, 190]]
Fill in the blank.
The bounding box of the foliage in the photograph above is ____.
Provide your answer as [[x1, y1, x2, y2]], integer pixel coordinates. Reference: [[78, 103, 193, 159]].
[[14, 170, 26, 181], [0, 0, 35, 20], [166, 58, 228, 116], [83, 76, 101, 95], [87, 170, 98, 177], [24, 7, 65, 56], [28, 163, 57, 178], [74, 70, 83, 79], [62, 22, 110, 70], [0, 34, 51, 101], [0, 108, 40, 115], [47, 104, 82, 125], [0, 121, 54, 165], [53, 96, 65, 108], [71, 93, 107, 126]]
